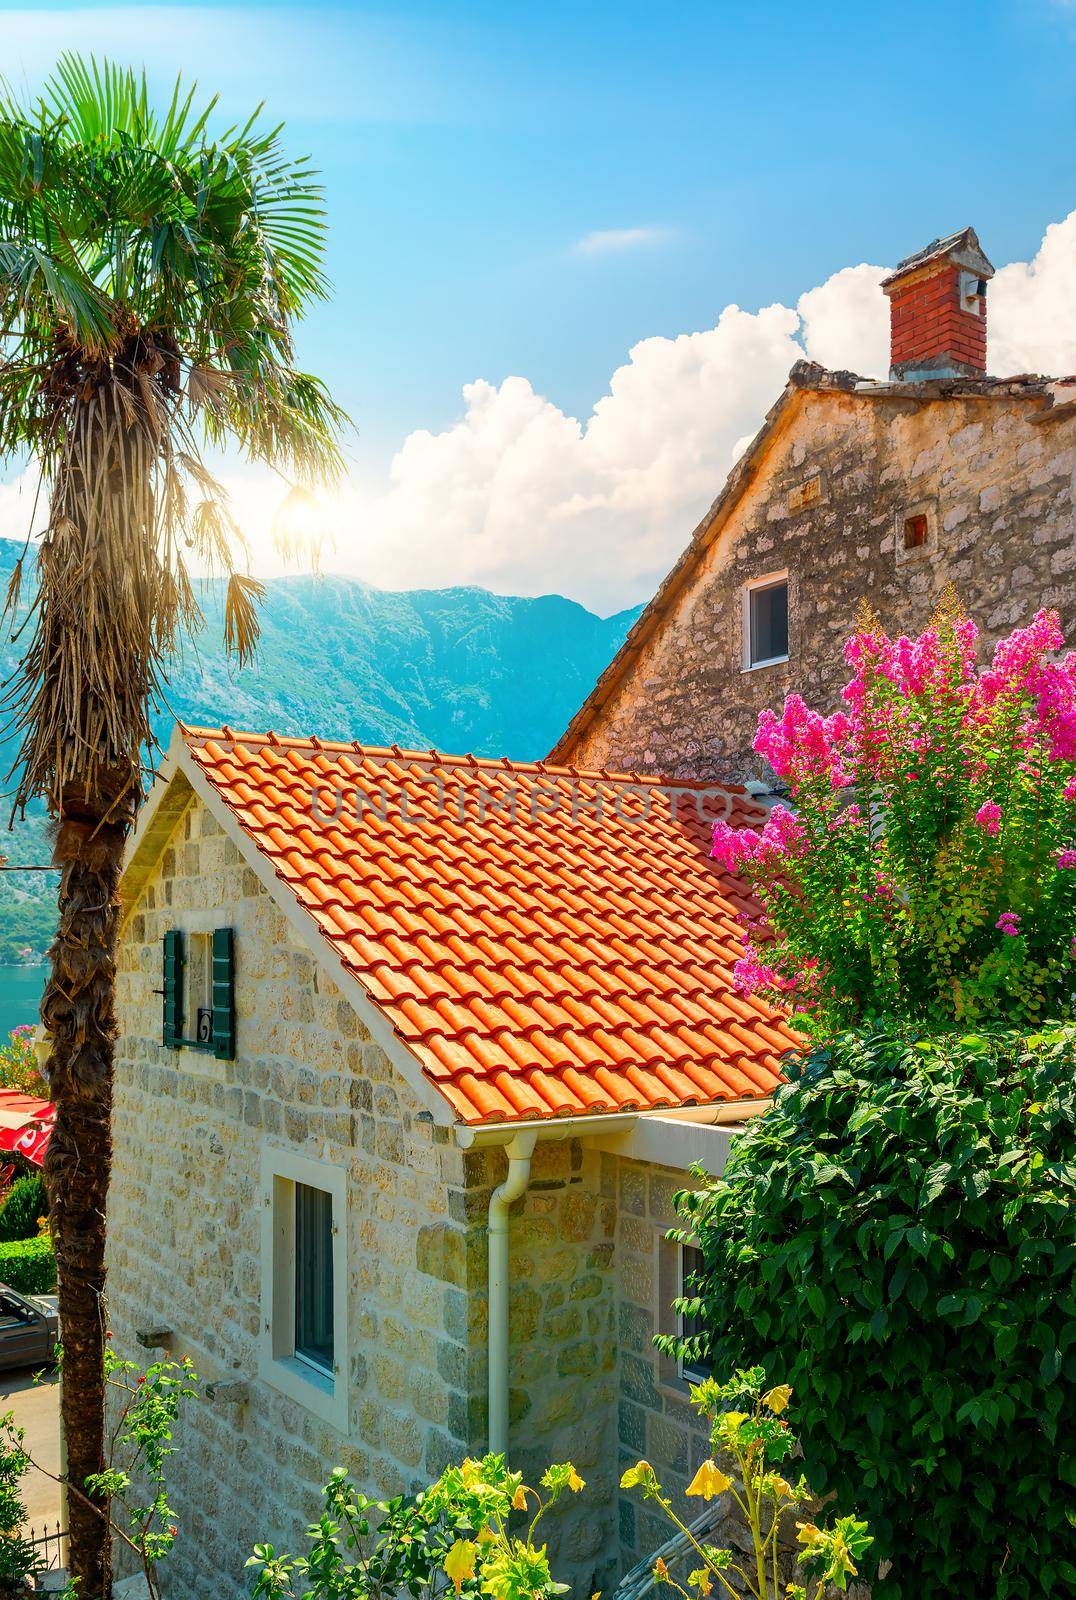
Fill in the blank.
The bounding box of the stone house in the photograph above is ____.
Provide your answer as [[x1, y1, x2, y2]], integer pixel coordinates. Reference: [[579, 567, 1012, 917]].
[[110, 726, 797, 1597], [550, 228, 1076, 783]]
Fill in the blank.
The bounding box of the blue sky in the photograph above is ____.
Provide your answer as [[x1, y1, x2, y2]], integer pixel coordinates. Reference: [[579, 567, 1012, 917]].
[[1, 2, 1075, 606]]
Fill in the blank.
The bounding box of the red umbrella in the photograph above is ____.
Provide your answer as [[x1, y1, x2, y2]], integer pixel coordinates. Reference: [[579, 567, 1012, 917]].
[[0, 1090, 55, 1169]]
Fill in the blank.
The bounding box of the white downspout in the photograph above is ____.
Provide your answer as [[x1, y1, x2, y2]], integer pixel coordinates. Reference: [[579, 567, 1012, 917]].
[[486, 1130, 536, 1459]]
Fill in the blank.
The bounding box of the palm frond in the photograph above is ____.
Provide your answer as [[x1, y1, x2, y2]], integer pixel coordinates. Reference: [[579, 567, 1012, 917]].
[[0, 53, 345, 813], [223, 572, 264, 666]]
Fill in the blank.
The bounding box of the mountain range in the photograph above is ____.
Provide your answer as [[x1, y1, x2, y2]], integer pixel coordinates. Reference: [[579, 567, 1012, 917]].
[[0, 537, 643, 958]]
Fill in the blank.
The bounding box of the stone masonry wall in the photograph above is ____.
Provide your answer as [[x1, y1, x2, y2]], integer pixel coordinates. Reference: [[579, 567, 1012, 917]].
[[566, 393, 1075, 783], [610, 1154, 712, 1568], [110, 795, 490, 1598], [504, 1139, 620, 1587], [110, 794, 628, 1598]]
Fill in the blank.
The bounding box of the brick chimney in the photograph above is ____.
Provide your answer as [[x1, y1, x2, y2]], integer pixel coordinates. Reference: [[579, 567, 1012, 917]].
[[881, 228, 995, 382]]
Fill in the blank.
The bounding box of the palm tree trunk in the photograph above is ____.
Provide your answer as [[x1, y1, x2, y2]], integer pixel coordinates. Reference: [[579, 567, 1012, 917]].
[[43, 790, 128, 1600]]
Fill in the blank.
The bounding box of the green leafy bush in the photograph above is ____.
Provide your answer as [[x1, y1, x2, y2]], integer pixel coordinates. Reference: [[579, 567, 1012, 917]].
[[0, 1412, 40, 1591], [248, 1454, 585, 1600], [669, 1026, 1076, 1599], [0, 1175, 47, 1244], [0, 1234, 55, 1296]]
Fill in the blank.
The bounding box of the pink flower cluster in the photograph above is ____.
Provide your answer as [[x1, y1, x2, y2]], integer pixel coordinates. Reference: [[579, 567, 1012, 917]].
[[714, 609, 1076, 1016], [731, 942, 782, 996], [711, 805, 807, 875], [753, 609, 1076, 795], [979, 608, 1063, 705], [753, 696, 851, 790], [974, 801, 1002, 837]]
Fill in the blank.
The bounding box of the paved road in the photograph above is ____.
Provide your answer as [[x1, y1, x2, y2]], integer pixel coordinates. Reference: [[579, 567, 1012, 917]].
[[0, 1367, 61, 1532]]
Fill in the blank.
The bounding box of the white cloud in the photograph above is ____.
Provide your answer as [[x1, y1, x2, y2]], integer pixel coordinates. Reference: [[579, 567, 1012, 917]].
[[989, 212, 1076, 377], [0, 467, 45, 546], [573, 227, 675, 257], [797, 262, 889, 377], [6, 213, 1076, 613]]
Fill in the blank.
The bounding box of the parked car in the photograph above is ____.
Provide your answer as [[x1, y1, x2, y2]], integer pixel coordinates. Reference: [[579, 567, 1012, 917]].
[[0, 1285, 58, 1370]]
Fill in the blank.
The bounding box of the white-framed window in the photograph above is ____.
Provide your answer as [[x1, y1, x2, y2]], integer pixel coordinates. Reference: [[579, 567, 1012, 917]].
[[743, 572, 789, 671], [678, 1243, 714, 1386], [259, 1144, 348, 1430]]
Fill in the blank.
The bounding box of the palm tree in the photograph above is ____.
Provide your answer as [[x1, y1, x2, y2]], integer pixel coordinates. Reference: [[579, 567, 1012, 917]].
[[0, 56, 343, 1596]]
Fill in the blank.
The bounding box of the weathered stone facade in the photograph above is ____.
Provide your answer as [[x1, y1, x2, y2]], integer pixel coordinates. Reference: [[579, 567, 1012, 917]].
[[110, 792, 719, 1598], [554, 375, 1076, 783]]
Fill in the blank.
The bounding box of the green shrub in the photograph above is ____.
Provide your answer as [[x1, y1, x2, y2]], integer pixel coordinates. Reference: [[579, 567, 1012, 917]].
[[248, 1454, 586, 1600], [669, 1025, 1076, 1599], [620, 1367, 872, 1599], [0, 1412, 40, 1590], [0, 1174, 48, 1243], [0, 1234, 55, 1296]]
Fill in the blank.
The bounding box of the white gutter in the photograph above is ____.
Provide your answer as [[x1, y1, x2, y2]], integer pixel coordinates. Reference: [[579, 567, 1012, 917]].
[[459, 1101, 762, 1460], [485, 1130, 537, 1458], [462, 1112, 638, 1459]]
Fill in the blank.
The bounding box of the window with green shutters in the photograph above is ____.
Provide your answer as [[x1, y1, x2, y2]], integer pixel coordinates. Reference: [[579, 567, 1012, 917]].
[[161, 928, 236, 1058]]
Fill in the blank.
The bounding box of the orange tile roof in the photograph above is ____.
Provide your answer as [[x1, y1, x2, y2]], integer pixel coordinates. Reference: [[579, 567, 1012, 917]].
[[182, 728, 797, 1124]]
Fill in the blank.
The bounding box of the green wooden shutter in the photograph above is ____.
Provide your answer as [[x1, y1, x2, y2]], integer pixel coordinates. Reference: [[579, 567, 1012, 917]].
[[163, 930, 184, 1047], [211, 927, 236, 1060]]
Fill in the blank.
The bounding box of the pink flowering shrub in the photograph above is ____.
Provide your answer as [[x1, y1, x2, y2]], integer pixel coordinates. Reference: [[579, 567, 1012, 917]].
[[0, 1026, 46, 1098], [712, 607, 1076, 1030]]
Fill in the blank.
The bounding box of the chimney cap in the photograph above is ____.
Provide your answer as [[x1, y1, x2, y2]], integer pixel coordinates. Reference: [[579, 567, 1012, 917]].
[[881, 227, 995, 292]]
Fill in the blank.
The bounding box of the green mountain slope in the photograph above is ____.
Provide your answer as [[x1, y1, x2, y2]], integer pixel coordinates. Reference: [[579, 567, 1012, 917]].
[[0, 538, 642, 958]]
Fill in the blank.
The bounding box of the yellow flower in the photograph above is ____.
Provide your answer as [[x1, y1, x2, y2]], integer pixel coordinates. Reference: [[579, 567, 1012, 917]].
[[444, 1539, 477, 1596], [795, 1522, 824, 1551], [512, 1485, 528, 1511], [762, 1384, 792, 1415], [567, 1466, 585, 1492], [685, 1460, 733, 1501], [620, 1460, 656, 1490]]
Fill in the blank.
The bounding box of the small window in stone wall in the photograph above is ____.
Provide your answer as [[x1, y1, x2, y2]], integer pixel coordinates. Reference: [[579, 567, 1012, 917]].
[[162, 927, 236, 1057], [904, 514, 929, 551], [678, 1244, 714, 1385], [896, 504, 935, 566]]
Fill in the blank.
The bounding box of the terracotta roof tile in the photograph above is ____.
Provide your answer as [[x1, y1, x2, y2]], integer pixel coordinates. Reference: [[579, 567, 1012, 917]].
[[181, 729, 797, 1124]]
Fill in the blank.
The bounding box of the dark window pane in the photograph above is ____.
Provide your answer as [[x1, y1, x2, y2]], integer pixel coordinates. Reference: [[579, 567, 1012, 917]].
[[295, 1183, 334, 1374], [750, 581, 788, 665], [680, 1245, 713, 1382]]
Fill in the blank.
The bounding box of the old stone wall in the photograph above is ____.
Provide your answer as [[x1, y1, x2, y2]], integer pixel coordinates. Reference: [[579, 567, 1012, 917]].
[[110, 795, 628, 1598], [504, 1139, 620, 1586], [566, 393, 1075, 782], [110, 796, 491, 1597], [609, 1153, 710, 1567]]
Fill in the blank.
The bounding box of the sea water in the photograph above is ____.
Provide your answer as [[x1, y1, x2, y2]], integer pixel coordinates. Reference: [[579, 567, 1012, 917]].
[[0, 967, 46, 1041]]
